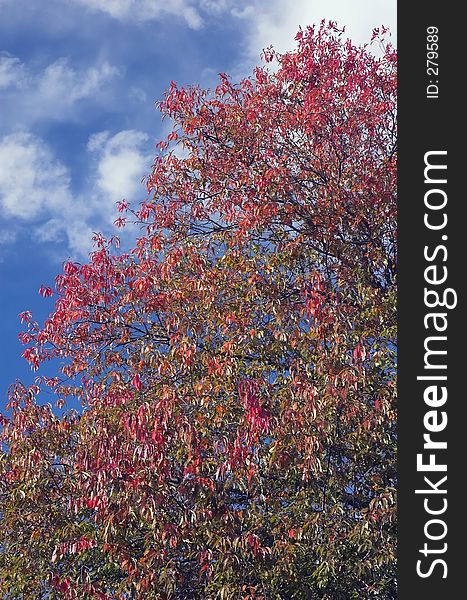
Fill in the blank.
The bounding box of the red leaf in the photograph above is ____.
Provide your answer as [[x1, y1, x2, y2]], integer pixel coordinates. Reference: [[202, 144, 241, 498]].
[[132, 374, 142, 391]]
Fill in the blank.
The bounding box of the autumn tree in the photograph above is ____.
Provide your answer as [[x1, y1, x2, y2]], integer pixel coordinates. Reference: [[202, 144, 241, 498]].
[[0, 23, 396, 599]]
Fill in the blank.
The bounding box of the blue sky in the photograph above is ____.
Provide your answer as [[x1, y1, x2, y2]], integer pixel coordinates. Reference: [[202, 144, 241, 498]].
[[0, 0, 396, 408]]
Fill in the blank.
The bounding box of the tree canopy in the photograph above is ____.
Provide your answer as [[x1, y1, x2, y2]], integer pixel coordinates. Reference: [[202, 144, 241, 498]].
[[0, 23, 397, 599]]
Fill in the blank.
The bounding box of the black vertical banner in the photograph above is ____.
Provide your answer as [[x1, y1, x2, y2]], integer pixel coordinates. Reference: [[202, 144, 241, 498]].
[[398, 3, 464, 598]]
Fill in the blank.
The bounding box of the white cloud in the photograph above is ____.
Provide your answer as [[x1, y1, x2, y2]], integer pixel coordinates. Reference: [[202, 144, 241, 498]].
[[0, 55, 120, 128], [0, 53, 28, 89], [129, 86, 148, 104], [37, 58, 120, 106], [60, 129, 151, 256], [230, 5, 254, 19], [71, 0, 204, 29], [59, 221, 95, 257], [0, 228, 17, 245], [198, 0, 230, 15], [0, 133, 73, 221], [34, 218, 67, 244], [87, 129, 151, 205], [63, 129, 151, 255], [0, 129, 151, 258], [71, 0, 135, 19]]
